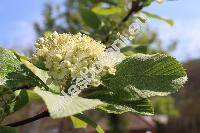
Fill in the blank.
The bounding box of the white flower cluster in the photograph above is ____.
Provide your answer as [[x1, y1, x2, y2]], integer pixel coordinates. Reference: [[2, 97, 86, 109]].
[[32, 32, 124, 89]]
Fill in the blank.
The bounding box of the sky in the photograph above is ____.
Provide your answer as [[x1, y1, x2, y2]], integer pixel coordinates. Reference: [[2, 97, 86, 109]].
[[0, 0, 61, 54], [0, 0, 200, 61]]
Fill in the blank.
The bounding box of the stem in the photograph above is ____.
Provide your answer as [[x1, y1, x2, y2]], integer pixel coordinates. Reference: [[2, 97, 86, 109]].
[[5, 111, 50, 127]]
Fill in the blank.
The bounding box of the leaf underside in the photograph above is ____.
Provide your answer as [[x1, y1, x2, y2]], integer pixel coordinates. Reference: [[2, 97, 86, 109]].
[[34, 87, 104, 119]]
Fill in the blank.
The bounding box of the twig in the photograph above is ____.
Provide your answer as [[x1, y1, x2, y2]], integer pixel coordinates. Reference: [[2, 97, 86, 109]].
[[5, 111, 50, 127], [103, 0, 143, 44], [120, 0, 143, 24]]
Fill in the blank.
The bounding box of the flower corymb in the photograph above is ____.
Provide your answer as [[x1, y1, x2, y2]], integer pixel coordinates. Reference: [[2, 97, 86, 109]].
[[32, 32, 124, 89]]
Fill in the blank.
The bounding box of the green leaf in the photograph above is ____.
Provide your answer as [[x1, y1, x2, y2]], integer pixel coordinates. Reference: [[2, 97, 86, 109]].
[[74, 113, 105, 133], [121, 45, 148, 55], [92, 5, 121, 15], [0, 48, 46, 90], [0, 87, 40, 121], [98, 104, 126, 114], [86, 90, 153, 115], [0, 86, 15, 122], [70, 115, 88, 128], [9, 90, 41, 113], [152, 96, 179, 116], [98, 98, 153, 115], [80, 7, 101, 30], [103, 54, 187, 100], [142, 11, 174, 26], [0, 126, 17, 133], [34, 87, 103, 119], [156, 0, 164, 4]]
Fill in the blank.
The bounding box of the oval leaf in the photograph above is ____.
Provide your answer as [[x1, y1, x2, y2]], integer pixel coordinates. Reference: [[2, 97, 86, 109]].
[[103, 54, 187, 100]]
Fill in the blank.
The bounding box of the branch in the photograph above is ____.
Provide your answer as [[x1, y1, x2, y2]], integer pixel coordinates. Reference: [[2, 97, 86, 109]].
[[120, 0, 142, 24], [103, 0, 143, 43], [5, 111, 50, 127]]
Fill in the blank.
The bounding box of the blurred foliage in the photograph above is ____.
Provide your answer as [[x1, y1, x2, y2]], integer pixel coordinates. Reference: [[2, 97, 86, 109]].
[[152, 96, 179, 116]]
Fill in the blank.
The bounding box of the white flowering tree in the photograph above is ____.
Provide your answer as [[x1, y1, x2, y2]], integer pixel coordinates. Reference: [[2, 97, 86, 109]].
[[0, 0, 187, 132]]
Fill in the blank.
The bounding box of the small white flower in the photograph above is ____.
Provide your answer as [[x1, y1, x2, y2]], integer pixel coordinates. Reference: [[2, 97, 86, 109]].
[[91, 79, 101, 87]]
